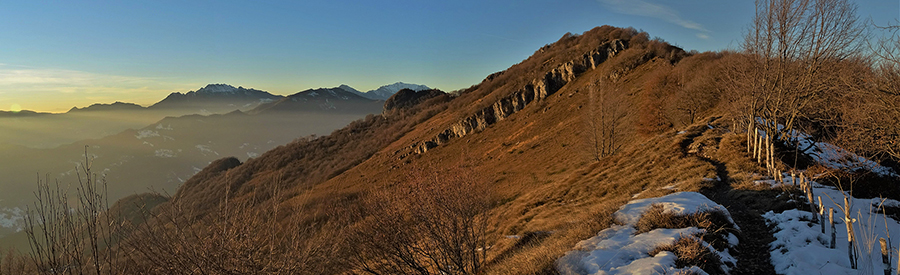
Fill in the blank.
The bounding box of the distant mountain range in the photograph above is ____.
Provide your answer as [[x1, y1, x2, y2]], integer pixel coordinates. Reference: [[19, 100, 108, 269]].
[[0, 110, 51, 117], [341, 82, 431, 100], [148, 84, 284, 115], [248, 86, 380, 114], [0, 82, 429, 149], [56, 82, 430, 114], [68, 102, 146, 113]]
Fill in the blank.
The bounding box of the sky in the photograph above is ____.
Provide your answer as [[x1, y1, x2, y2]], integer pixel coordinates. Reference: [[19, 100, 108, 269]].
[[0, 0, 897, 113]]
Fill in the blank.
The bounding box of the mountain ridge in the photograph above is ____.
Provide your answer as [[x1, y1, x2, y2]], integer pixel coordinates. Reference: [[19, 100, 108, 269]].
[[67, 101, 146, 113], [247, 86, 382, 115]]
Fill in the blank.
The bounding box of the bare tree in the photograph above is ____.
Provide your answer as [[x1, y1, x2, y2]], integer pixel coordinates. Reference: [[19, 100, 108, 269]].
[[587, 79, 631, 160], [864, 21, 900, 161], [829, 20, 900, 163], [740, 0, 865, 141], [23, 146, 123, 274]]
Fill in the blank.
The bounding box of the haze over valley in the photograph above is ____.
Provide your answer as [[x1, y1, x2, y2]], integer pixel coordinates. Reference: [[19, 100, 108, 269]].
[[0, 82, 427, 241], [2, 1, 900, 274]]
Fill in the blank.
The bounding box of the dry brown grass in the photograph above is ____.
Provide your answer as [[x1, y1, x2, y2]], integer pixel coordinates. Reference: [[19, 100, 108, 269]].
[[479, 123, 720, 274], [483, 201, 620, 275], [0, 249, 33, 274], [346, 164, 493, 275], [636, 204, 731, 234], [121, 174, 349, 275], [650, 236, 723, 274], [635, 204, 736, 253]]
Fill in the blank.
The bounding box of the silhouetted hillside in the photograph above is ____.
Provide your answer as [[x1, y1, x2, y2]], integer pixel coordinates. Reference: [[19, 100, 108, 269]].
[[248, 86, 383, 115], [67, 102, 146, 113], [149, 84, 283, 114]]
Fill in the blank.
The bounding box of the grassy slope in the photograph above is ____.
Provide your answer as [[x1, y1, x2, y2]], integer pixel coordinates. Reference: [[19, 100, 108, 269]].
[[119, 26, 735, 274]]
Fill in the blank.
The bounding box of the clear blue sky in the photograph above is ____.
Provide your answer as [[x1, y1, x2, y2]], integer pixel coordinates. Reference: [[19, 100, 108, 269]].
[[1, 0, 896, 112]]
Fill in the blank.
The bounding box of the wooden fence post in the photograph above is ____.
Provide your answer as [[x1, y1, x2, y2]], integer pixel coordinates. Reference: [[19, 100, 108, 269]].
[[829, 207, 836, 249], [791, 171, 796, 186], [799, 172, 806, 191], [846, 197, 857, 269], [809, 190, 818, 224], [819, 196, 825, 234], [766, 136, 772, 175], [882, 238, 891, 275], [752, 128, 757, 156], [757, 133, 763, 164], [766, 137, 775, 174]]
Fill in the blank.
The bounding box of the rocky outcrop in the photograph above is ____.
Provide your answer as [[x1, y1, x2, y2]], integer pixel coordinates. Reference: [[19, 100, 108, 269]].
[[403, 39, 627, 157]]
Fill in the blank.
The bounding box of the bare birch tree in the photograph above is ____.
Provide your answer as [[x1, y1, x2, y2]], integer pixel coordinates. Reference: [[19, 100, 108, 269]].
[[741, 0, 864, 142], [587, 79, 631, 161]]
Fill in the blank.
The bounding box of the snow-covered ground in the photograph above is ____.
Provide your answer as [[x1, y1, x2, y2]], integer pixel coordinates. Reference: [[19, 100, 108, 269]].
[[558, 192, 738, 275], [764, 177, 900, 275], [755, 121, 897, 177], [795, 133, 897, 178], [754, 124, 900, 274]]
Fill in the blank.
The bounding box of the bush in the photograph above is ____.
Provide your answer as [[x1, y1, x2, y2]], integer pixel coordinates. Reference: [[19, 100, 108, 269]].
[[349, 164, 493, 275], [650, 236, 723, 274]]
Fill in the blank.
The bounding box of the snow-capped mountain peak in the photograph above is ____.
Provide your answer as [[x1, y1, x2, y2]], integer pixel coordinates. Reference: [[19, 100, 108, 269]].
[[195, 84, 239, 94], [338, 84, 362, 95]]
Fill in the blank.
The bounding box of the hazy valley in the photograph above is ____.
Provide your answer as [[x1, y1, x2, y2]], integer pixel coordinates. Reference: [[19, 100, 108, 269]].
[[2, 1, 900, 274], [0, 82, 426, 244]]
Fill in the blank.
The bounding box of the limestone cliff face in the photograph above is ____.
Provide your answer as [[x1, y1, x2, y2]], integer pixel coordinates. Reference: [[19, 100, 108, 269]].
[[406, 39, 627, 156]]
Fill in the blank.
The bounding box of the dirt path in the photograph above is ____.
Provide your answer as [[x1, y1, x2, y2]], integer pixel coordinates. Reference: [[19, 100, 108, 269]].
[[681, 123, 778, 275], [703, 163, 778, 275]]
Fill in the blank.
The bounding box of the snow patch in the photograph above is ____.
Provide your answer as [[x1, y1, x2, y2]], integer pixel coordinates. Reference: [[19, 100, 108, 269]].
[[755, 122, 896, 177], [0, 207, 24, 232], [764, 180, 900, 275], [195, 144, 219, 156], [135, 129, 159, 139], [802, 139, 897, 177], [614, 192, 735, 228], [558, 192, 737, 274], [154, 149, 176, 158]]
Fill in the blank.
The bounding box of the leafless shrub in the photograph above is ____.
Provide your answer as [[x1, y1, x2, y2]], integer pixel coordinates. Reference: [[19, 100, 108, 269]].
[[349, 164, 494, 275], [0, 248, 32, 274], [639, 203, 731, 274], [121, 173, 346, 274], [650, 236, 723, 274], [23, 146, 123, 274]]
